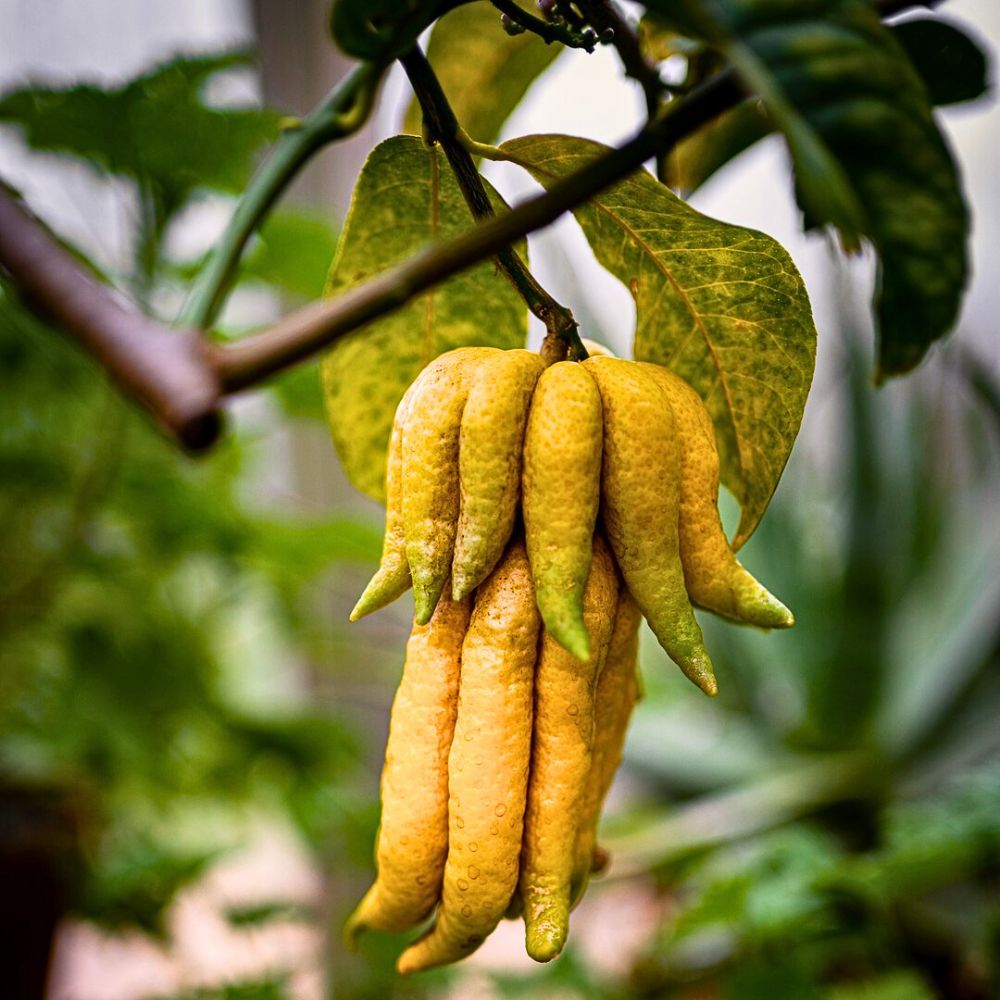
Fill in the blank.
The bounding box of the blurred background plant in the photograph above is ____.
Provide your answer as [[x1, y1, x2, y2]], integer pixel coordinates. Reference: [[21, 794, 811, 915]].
[[0, 2, 998, 999]]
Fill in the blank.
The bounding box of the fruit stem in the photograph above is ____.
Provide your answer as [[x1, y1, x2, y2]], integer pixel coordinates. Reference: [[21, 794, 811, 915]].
[[400, 46, 588, 364]]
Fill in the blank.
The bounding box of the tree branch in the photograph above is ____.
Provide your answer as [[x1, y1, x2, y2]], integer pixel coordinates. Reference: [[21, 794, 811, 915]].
[[213, 70, 743, 391], [0, 69, 743, 442], [0, 187, 221, 451], [399, 46, 586, 362], [178, 62, 384, 331], [578, 0, 669, 177], [490, 0, 598, 51]]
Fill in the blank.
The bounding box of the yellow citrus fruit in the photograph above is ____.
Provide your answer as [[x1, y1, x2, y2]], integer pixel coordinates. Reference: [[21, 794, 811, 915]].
[[522, 360, 604, 659], [349, 379, 419, 622], [520, 535, 618, 962], [570, 590, 642, 904], [640, 363, 793, 628], [397, 539, 540, 974], [402, 347, 496, 625], [582, 355, 716, 695], [345, 589, 471, 941], [579, 337, 616, 358], [452, 349, 545, 600]]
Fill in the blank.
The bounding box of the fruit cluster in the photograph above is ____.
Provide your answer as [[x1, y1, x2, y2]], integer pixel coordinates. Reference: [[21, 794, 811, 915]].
[[347, 346, 793, 972]]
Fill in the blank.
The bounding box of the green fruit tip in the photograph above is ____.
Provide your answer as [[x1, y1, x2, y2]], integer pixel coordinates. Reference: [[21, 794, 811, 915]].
[[412, 584, 439, 626], [750, 583, 795, 629], [526, 924, 565, 964], [349, 574, 389, 622], [546, 614, 591, 662], [683, 652, 718, 697], [451, 573, 475, 602], [342, 911, 366, 952]]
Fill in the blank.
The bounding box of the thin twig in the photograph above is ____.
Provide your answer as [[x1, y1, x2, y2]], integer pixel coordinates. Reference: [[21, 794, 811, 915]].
[[578, 0, 669, 178], [179, 62, 384, 331], [0, 187, 221, 450], [0, 70, 743, 443], [490, 0, 598, 50], [400, 46, 585, 361], [580, 0, 662, 116]]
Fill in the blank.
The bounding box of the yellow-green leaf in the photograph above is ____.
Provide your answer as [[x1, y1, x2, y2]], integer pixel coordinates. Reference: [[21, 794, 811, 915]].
[[403, 3, 561, 145], [321, 135, 527, 502], [643, 0, 969, 379], [667, 101, 771, 197], [502, 134, 816, 549]]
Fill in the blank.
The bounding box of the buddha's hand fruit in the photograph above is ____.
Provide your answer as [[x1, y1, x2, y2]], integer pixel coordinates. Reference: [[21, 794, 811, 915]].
[[344, 347, 799, 971], [397, 539, 541, 975], [520, 534, 618, 963], [522, 359, 604, 660], [452, 349, 544, 600], [345, 588, 472, 941], [639, 363, 793, 630], [402, 348, 497, 625], [582, 355, 717, 696], [571, 589, 642, 905], [348, 376, 418, 622]]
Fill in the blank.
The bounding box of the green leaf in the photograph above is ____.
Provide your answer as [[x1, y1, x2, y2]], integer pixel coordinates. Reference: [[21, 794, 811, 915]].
[[78, 832, 220, 935], [144, 979, 291, 1000], [667, 100, 772, 197], [240, 209, 338, 300], [824, 971, 935, 1000], [0, 51, 280, 220], [403, 3, 562, 145], [644, 0, 969, 379], [502, 134, 816, 548], [224, 900, 316, 928], [662, 17, 987, 199], [892, 16, 990, 107], [638, 12, 705, 63], [320, 135, 527, 501]]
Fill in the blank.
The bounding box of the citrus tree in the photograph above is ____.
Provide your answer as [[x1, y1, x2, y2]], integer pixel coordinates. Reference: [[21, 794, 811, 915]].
[[0, 2, 997, 998]]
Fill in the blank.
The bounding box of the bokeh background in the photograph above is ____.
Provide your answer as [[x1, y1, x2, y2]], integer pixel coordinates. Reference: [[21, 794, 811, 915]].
[[1, 2, 998, 998]]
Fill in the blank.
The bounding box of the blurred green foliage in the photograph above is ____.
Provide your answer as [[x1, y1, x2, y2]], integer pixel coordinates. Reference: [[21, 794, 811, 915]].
[[0, 51, 391, 988], [1, 27, 998, 1000]]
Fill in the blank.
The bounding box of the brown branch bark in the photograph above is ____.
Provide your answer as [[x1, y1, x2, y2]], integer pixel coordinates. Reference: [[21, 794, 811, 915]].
[[0, 188, 222, 451], [0, 70, 743, 442]]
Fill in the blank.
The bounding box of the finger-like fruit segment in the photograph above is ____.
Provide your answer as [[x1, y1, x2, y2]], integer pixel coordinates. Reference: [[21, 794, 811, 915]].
[[521, 536, 618, 963], [523, 361, 604, 660], [579, 337, 616, 358], [570, 591, 642, 905], [345, 589, 472, 942], [349, 383, 418, 621], [397, 541, 540, 975], [640, 364, 793, 629], [583, 356, 716, 695], [452, 350, 545, 600], [403, 348, 496, 625]]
